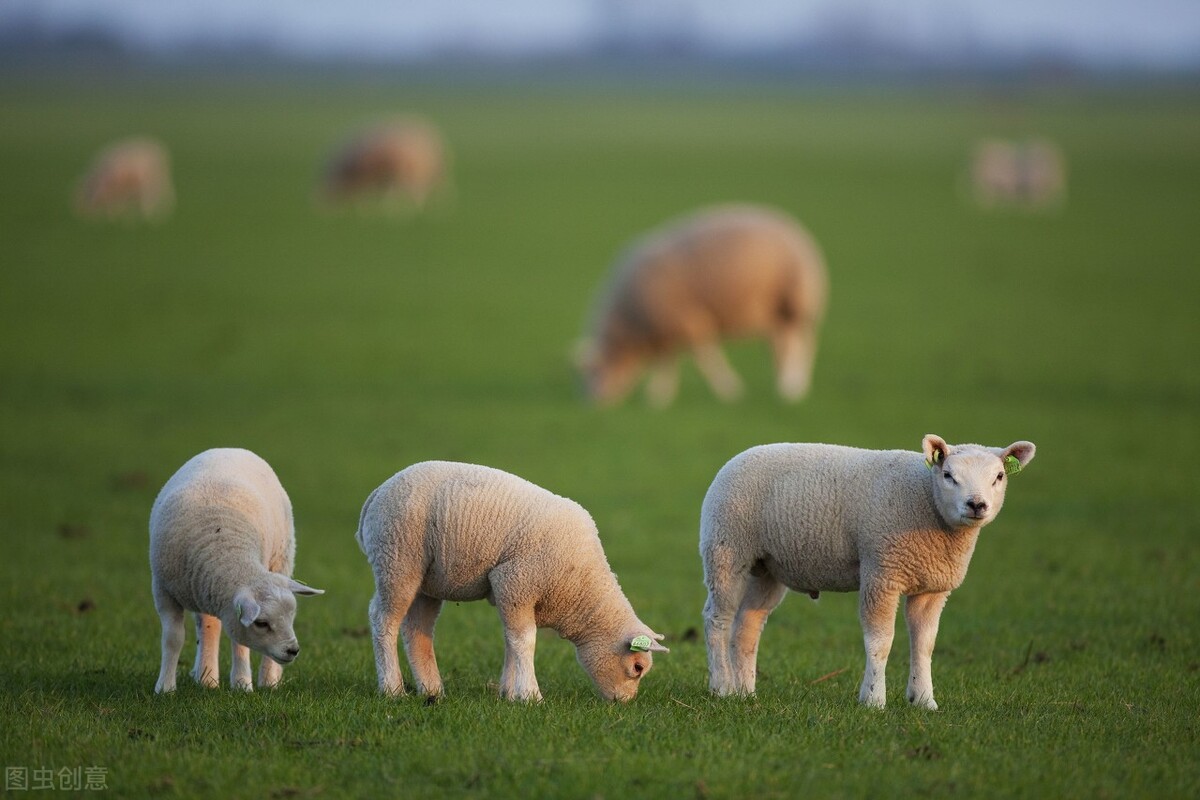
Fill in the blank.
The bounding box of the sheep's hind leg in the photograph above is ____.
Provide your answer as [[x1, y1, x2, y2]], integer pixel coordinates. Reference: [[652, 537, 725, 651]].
[[645, 358, 680, 408], [858, 585, 900, 708], [402, 592, 446, 698], [191, 612, 221, 688], [154, 593, 186, 694], [370, 578, 421, 696], [703, 549, 751, 696], [905, 591, 949, 710], [772, 326, 816, 402], [730, 571, 788, 695]]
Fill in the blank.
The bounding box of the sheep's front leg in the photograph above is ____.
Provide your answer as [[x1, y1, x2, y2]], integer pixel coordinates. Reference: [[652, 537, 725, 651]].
[[496, 605, 541, 702], [905, 591, 949, 710], [692, 342, 744, 402], [402, 593, 445, 698], [229, 636, 254, 691], [645, 358, 680, 408], [191, 612, 221, 688], [258, 656, 283, 688], [772, 326, 816, 402], [154, 593, 186, 694], [858, 585, 900, 708]]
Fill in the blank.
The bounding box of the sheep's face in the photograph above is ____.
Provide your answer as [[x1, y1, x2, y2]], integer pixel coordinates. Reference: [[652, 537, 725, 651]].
[[226, 577, 324, 664], [576, 341, 643, 406], [923, 435, 1036, 530], [576, 633, 668, 702]]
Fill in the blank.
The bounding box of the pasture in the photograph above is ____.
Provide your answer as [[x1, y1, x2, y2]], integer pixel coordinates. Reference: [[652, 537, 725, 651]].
[[1, 73, 1198, 798]]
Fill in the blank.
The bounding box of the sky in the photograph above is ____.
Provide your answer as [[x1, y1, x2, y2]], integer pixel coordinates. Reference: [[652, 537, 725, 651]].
[[3, 0, 1199, 67]]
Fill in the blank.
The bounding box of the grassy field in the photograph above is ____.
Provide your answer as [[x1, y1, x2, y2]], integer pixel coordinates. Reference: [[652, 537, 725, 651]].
[[1, 73, 1198, 798]]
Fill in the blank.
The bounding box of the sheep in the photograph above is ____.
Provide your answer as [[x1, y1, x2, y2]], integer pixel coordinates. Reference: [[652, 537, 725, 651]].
[[150, 448, 324, 693], [319, 117, 449, 212], [970, 138, 1066, 210], [701, 434, 1036, 709], [74, 137, 174, 221], [356, 461, 669, 702], [577, 204, 828, 407]]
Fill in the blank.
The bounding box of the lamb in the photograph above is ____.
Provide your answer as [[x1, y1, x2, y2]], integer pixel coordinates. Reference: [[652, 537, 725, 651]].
[[356, 461, 668, 702], [577, 204, 828, 407], [701, 434, 1035, 709], [74, 137, 174, 221], [970, 138, 1066, 210], [149, 448, 324, 693], [319, 117, 449, 212]]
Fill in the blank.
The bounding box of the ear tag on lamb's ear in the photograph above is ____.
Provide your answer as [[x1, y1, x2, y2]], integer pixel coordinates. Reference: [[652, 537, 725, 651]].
[[629, 635, 652, 652], [1004, 454, 1023, 476], [926, 450, 943, 469]]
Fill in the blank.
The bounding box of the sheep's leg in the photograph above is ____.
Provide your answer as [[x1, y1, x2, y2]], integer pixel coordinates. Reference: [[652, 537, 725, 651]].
[[703, 548, 750, 696], [191, 612, 221, 688], [905, 591, 949, 710], [370, 580, 420, 696], [858, 585, 900, 708], [772, 326, 816, 402], [258, 656, 284, 689], [154, 592, 186, 694], [730, 572, 788, 694], [645, 358, 680, 408], [692, 342, 744, 402], [402, 592, 445, 698], [229, 637, 254, 691], [496, 605, 541, 702]]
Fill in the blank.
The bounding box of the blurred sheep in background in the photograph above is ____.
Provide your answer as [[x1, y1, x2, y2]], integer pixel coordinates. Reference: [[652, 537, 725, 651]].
[[318, 117, 450, 213], [74, 137, 174, 221]]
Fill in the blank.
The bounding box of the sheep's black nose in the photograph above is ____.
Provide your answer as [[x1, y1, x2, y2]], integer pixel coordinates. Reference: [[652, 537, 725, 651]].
[[966, 498, 988, 514], [286, 646, 300, 657]]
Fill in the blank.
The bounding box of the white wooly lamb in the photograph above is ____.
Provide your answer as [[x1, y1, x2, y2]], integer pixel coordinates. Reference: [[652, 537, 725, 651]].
[[150, 448, 323, 693], [970, 138, 1066, 210], [319, 117, 449, 212], [356, 461, 668, 702], [74, 137, 174, 221], [701, 434, 1035, 709], [577, 204, 828, 407]]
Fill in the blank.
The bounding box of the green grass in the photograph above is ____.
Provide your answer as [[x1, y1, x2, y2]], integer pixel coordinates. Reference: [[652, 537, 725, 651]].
[[2, 74, 1199, 798]]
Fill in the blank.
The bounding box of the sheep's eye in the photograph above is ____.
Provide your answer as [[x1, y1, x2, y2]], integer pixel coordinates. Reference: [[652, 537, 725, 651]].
[[253, 619, 270, 630], [943, 471, 956, 483], [996, 472, 1005, 483]]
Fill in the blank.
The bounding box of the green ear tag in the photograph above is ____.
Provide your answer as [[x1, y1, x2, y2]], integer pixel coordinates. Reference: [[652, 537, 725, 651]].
[[235, 603, 242, 619], [1004, 455, 1022, 476], [630, 635, 652, 652], [927, 450, 942, 469]]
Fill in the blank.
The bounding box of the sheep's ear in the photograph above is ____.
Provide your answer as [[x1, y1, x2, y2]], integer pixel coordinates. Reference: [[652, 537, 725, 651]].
[[285, 578, 325, 597], [1001, 441, 1036, 472], [234, 590, 260, 627], [922, 434, 950, 468]]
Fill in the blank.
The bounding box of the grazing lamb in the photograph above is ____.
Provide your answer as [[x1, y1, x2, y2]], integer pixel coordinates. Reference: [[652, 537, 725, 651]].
[[150, 448, 324, 693], [74, 137, 174, 221], [356, 461, 668, 702], [319, 118, 449, 212], [970, 138, 1066, 210], [701, 434, 1035, 709], [577, 204, 828, 407]]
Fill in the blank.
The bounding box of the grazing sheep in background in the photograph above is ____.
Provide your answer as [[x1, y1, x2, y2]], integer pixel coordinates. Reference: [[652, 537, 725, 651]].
[[74, 137, 174, 221], [577, 204, 828, 407], [319, 117, 449, 212], [701, 434, 1035, 709], [356, 461, 669, 702], [150, 448, 324, 693], [970, 138, 1066, 210]]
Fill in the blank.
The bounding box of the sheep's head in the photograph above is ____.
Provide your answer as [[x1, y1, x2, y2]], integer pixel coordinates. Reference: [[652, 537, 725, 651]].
[[574, 338, 644, 406], [923, 434, 1036, 529], [576, 630, 668, 702], [224, 575, 324, 664]]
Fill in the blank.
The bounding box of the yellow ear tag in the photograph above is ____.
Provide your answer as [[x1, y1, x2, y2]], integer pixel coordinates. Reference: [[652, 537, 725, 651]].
[[1004, 455, 1023, 476], [927, 450, 943, 469]]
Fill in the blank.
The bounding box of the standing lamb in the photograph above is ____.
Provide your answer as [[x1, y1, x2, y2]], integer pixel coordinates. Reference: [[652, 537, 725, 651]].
[[701, 434, 1035, 709], [150, 448, 324, 693], [577, 204, 828, 407], [319, 117, 449, 212], [969, 138, 1066, 210], [356, 461, 668, 702], [74, 137, 175, 221]]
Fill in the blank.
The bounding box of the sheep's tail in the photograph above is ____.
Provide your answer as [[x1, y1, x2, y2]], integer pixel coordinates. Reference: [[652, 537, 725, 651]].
[[355, 486, 381, 554]]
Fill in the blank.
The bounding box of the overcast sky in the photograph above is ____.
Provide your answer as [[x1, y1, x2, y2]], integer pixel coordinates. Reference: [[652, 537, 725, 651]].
[[4, 0, 1199, 66]]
